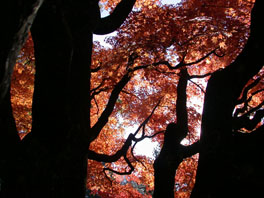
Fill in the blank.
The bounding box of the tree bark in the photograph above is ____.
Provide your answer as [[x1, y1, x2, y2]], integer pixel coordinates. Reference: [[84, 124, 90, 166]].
[[0, 0, 43, 197], [0, 0, 43, 101], [0, 0, 137, 197], [191, 1, 264, 197], [153, 69, 199, 197]]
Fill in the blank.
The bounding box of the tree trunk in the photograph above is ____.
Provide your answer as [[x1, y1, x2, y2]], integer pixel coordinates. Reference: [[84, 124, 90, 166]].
[[0, 0, 42, 197], [154, 69, 199, 197], [191, 1, 264, 197], [0, 0, 137, 197], [0, 0, 43, 101], [20, 1, 90, 197]]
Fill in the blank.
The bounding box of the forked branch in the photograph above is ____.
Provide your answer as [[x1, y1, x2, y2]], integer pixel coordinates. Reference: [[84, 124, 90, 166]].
[[88, 100, 162, 178]]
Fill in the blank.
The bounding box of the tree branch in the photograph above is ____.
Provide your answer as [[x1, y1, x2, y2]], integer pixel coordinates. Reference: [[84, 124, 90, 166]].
[[90, 73, 131, 141], [180, 141, 200, 159], [189, 79, 206, 93], [88, 100, 161, 177], [88, 133, 135, 162], [132, 48, 219, 73], [91, 65, 102, 73], [103, 156, 135, 178], [176, 68, 189, 131], [93, 0, 136, 35], [189, 71, 214, 79], [236, 77, 261, 105]]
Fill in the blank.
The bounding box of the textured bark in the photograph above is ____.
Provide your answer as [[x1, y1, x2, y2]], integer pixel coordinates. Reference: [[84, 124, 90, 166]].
[[0, 0, 43, 101], [191, 1, 264, 197]]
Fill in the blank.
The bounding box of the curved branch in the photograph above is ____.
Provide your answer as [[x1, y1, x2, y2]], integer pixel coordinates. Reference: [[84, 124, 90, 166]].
[[132, 49, 219, 72], [131, 130, 165, 166], [93, 0, 136, 35], [189, 79, 206, 94], [103, 156, 135, 177], [236, 77, 261, 105], [174, 49, 217, 69], [189, 71, 213, 79], [88, 100, 161, 178], [91, 65, 102, 73], [88, 133, 135, 162], [90, 73, 131, 141]]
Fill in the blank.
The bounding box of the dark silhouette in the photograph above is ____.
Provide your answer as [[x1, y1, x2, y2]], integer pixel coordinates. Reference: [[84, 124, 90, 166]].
[[154, 69, 199, 197], [191, 1, 264, 197], [0, 0, 136, 197]]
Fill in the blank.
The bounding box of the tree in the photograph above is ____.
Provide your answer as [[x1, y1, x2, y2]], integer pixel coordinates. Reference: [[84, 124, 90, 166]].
[[153, 68, 200, 198], [191, 0, 264, 197], [1, 0, 263, 197], [87, 1, 263, 197], [0, 0, 137, 197]]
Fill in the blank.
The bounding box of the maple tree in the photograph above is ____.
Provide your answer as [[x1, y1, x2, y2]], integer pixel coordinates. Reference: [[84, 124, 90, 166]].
[[0, 0, 263, 198]]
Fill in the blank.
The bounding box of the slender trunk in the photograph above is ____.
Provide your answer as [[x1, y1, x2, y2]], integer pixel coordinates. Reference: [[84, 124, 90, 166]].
[[154, 69, 199, 197]]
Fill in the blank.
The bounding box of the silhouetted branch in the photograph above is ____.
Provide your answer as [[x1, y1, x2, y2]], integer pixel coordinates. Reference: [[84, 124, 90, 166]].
[[88, 100, 161, 177], [176, 68, 189, 131], [131, 130, 165, 166], [189, 79, 206, 93], [94, 0, 136, 35], [90, 87, 110, 100], [236, 77, 261, 105], [121, 89, 140, 99], [92, 97, 100, 116], [103, 156, 135, 181], [234, 96, 264, 119], [133, 98, 162, 137], [91, 65, 102, 73], [90, 73, 131, 141], [133, 48, 220, 73], [189, 72, 214, 79], [175, 49, 217, 69], [213, 48, 225, 57]]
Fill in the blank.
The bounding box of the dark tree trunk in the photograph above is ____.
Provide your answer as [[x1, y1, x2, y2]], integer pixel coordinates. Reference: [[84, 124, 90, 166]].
[[0, 0, 42, 197], [153, 69, 199, 197], [0, 89, 21, 197], [18, 1, 93, 197], [0, 0, 136, 197], [191, 1, 264, 197], [0, 0, 43, 100]]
